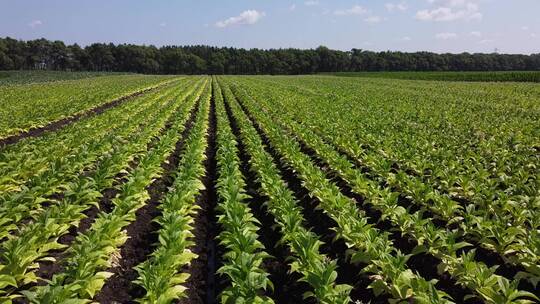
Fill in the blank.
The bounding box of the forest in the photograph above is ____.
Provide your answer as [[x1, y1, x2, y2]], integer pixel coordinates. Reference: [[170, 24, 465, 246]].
[[1, 37, 540, 75]]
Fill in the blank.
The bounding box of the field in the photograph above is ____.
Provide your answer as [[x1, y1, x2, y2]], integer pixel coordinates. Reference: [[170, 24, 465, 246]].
[[0, 71, 127, 86], [328, 71, 540, 82], [0, 73, 539, 304]]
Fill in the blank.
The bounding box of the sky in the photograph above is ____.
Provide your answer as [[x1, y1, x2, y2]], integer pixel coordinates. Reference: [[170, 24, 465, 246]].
[[1, 0, 539, 54]]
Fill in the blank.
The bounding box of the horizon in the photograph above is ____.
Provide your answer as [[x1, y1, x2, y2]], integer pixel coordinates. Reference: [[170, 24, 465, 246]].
[[1, 0, 539, 55]]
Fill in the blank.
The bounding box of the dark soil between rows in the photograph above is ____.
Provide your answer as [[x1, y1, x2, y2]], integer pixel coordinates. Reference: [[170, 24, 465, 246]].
[[306, 119, 535, 291], [33, 88, 195, 290], [178, 88, 222, 304], [223, 91, 314, 304], [11, 79, 539, 304], [94, 95, 201, 303], [231, 93, 386, 303], [291, 117, 537, 295], [34, 171, 128, 284], [283, 124, 475, 303]]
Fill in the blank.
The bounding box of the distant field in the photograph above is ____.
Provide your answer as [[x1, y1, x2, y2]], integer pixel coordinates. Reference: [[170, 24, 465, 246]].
[[0, 74, 177, 138], [0, 70, 128, 85], [0, 75, 539, 303], [328, 71, 540, 82]]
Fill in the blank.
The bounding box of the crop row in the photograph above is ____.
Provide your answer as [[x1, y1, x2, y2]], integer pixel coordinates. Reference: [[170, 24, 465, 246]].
[[0, 78, 203, 241], [231, 76, 540, 286], [1, 75, 538, 303], [134, 78, 211, 303], [0, 78, 206, 302], [224, 78, 539, 303], [0, 74, 178, 139]]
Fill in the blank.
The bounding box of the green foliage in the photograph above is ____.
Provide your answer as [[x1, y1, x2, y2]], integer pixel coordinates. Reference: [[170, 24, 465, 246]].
[[2, 79, 204, 302], [0, 74, 176, 138], [134, 79, 210, 303], [221, 78, 352, 303], [221, 75, 540, 303], [1, 74, 539, 304], [0, 70, 126, 86], [328, 71, 540, 82]]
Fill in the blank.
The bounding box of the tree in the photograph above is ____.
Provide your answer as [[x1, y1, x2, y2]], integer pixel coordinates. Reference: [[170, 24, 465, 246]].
[[1, 36, 539, 74]]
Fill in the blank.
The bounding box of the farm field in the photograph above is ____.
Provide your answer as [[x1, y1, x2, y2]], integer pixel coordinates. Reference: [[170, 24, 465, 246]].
[[0, 74, 539, 304], [0, 74, 177, 140], [329, 71, 540, 82], [0, 70, 128, 86]]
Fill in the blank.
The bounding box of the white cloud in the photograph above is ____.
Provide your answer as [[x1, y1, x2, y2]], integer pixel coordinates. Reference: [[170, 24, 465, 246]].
[[427, 0, 473, 6], [364, 16, 383, 23], [399, 36, 412, 41], [416, 0, 482, 22], [159, 22, 167, 27], [435, 32, 458, 40], [478, 39, 494, 44], [289, 4, 297, 11], [521, 26, 529, 31], [385, 2, 407, 12], [304, 0, 319, 6], [215, 10, 265, 28], [28, 20, 43, 28], [531, 33, 537, 38], [334, 5, 368, 16], [469, 31, 481, 37]]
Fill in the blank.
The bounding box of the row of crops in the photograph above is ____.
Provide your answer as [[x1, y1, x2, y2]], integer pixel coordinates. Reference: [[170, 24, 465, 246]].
[[0, 74, 176, 139], [0, 74, 538, 303]]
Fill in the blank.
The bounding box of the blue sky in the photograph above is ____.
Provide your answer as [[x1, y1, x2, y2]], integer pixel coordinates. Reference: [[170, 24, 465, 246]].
[[1, 0, 539, 54]]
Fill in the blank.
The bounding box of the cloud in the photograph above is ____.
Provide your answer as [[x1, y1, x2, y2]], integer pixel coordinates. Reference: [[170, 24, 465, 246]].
[[159, 22, 167, 27], [334, 5, 368, 16], [469, 31, 481, 37], [399, 36, 412, 41], [28, 20, 43, 28], [416, 0, 482, 22], [427, 0, 473, 6], [364, 16, 383, 23], [435, 32, 458, 40], [385, 2, 407, 12], [304, 0, 319, 6], [478, 39, 494, 44], [521, 26, 529, 31], [215, 10, 265, 28], [289, 4, 296, 11]]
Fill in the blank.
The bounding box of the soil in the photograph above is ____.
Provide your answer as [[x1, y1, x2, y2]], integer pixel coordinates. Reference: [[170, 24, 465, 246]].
[[231, 93, 384, 303], [290, 122, 539, 295], [34, 170, 129, 284], [233, 92, 477, 303], [11, 80, 538, 304], [178, 88, 221, 304], [223, 94, 314, 304], [94, 90, 202, 303], [263, 139, 384, 303], [293, 131, 475, 303]]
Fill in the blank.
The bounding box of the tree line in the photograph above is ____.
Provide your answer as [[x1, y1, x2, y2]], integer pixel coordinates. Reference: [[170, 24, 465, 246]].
[[1, 37, 539, 74]]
